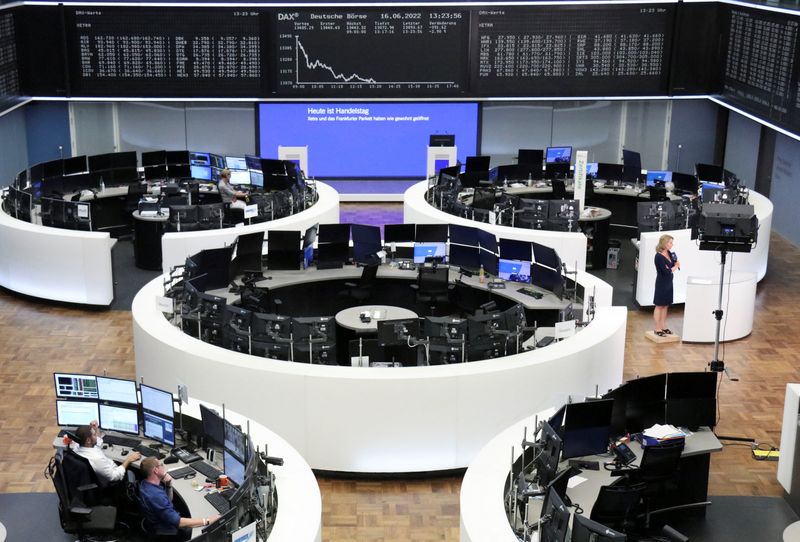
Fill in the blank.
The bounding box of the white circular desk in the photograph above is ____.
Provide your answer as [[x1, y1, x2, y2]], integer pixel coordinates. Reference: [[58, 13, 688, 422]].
[[785, 521, 800, 542], [0, 521, 6, 542], [335, 305, 418, 332], [681, 271, 756, 342], [133, 271, 625, 474]]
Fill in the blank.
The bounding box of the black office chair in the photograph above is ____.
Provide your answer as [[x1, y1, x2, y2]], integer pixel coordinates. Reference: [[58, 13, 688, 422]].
[[452, 280, 491, 315], [224, 205, 245, 226], [630, 440, 688, 525], [649, 186, 668, 202], [590, 481, 645, 533], [340, 263, 379, 302], [411, 266, 452, 316], [47, 449, 118, 541], [551, 179, 567, 199]]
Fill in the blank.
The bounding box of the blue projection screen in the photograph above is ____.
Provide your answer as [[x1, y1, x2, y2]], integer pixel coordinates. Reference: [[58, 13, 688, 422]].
[[258, 103, 478, 179]]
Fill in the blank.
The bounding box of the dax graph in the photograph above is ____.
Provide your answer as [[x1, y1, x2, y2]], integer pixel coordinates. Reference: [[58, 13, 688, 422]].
[[275, 9, 469, 96]]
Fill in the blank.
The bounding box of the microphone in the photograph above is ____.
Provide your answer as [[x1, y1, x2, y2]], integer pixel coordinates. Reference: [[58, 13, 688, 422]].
[[670, 251, 679, 270]]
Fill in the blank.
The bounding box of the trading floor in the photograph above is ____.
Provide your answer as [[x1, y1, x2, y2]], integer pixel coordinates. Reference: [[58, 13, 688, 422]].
[[0, 204, 797, 541]]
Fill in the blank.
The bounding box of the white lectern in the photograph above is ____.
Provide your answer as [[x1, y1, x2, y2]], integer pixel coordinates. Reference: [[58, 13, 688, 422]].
[[427, 146, 457, 178], [279, 146, 309, 176]]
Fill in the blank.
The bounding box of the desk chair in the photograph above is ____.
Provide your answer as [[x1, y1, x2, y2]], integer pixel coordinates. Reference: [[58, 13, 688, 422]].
[[47, 449, 118, 541], [411, 266, 451, 316], [471, 207, 492, 224], [223, 205, 245, 226], [630, 440, 690, 526], [340, 264, 379, 302], [197, 203, 225, 230], [590, 481, 645, 533], [649, 186, 668, 202], [551, 180, 567, 200], [452, 281, 491, 315], [168, 204, 200, 232]]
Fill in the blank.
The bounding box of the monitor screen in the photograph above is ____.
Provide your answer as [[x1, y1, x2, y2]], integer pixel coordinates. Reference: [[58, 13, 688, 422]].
[[498, 238, 531, 262], [449, 244, 480, 270], [269, 230, 301, 252], [498, 259, 531, 283], [415, 224, 449, 243], [537, 420, 563, 487], [56, 399, 99, 426], [695, 163, 723, 184], [229, 170, 250, 185], [143, 411, 175, 446], [545, 146, 572, 164], [561, 399, 614, 460], [190, 165, 212, 181], [622, 373, 667, 433], [245, 155, 262, 171], [190, 152, 211, 166], [478, 249, 498, 276], [140, 384, 174, 419], [597, 163, 624, 183], [586, 162, 598, 178], [413, 242, 447, 264], [54, 373, 98, 399], [646, 171, 672, 186], [99, 403, 140, 435], [665, 372, 717, 429], [448, 224, 479, 247], [224, 449, 246, 487], [541, 488, 571, 542], [142, 150, 167, 167], [532, 242, 560, 270], [250, 171, 264, 187], [64, 156, 88, 176], [319, 223, 351, 244], [200, 404, 224, 447], [384, 223, 416, 243], [477, 229, 497, 254], [225, 156, 248, 170], [96, 376, 138, 405], [224, 420, 246, 462], [303, 244, 314, 269], [672, 172, 699, 194], [465, 155, 491, 172], [351, 224, 381, 246], [165, 150, 190, 165]]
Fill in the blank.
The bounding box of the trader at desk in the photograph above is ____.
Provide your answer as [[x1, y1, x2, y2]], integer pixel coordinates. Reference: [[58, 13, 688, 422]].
[[72, 423, 141, 487], [218, 168, 248, 210], [139, 456, 221, 541]]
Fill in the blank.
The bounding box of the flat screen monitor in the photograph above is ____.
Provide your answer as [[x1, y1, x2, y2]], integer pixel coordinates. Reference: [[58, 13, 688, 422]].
[[665, 372, 717, 429], [561, 399, 614, 460], [142, 150, 167, 167], [245, 155, 262, 171], [695, 163, 723, 184], [56, 399, 99, 427], [499, 238, 531, 262], [537, 420, 563, 487], [518, 148, 544, 167], [316, 242, 348, 269], [477, 229, 497, 254], [224, 419, 246, 461], [64, 156, 88, 176], [646, 171, 672, 186], [99, 403, 140, 435], [143, 411, 175, 446], [190, 152, 211, 166], [415, 224, 448, 243], [225, 156, 247, 170], [437, 164, 461, 187], [352, 224, 382, 264], [448, 224, 479, 247], [166, 150, 190, 165], [413, 242, 446, 264], [229, 169, 250, 185], [200, 404, 225, 447], [622, 149, 642, 183], [498, 259, 531, 284], [96, 376, 138, 405], [384, 223, 415, 243], [479, 249, 498, 276], [622, 374, 667, 433], [224, 449, 246, 487], [260, 158, 287, 176], [233, 231, 264, 275], [547, 404, 566, 434], [377, 318, 420, 346], [144, 165, 167, 181], [672, 172, 699, 194], [192, 246, 233, 291], [303, 224, 318, 248], [532, 265, 564, 299], [88, 152, 113, 172], [448, 244, 480, 270], [190, 165, 212, 181], [532, 242, 560, 270], [140, 384, 175, 419], [303, 244, 314, 269], [319, 223, 350, 244], [541, 488, 571, 542], [465, 155, 491, 172], [586, 162, 598, 178], [268, 230, 300, 252], [249, 171, 264, 188], [54, 373, 98, 399], [570, 513, 626, 541], [597, 163, 624, 183], [112, 151, 138, 169], [429, 134, 455, 147], [545, 146, 572, 164]]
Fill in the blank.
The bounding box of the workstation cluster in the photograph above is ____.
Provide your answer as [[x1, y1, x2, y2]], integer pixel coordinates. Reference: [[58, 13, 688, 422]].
[[166, 220, 581, 367], [462, 371, 722, 542], [52, 372, 291, 541]]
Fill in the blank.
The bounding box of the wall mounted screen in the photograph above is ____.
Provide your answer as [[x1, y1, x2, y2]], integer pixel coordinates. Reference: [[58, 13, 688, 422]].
[[258, 102, 478, 178]]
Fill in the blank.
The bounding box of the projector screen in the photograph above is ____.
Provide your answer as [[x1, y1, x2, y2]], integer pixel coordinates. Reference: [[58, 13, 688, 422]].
[[258, 102, 479, 179]]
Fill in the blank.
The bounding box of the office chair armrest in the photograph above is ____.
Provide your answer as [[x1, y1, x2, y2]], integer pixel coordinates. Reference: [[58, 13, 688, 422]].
[[409, 284, 419, 291], [77, 482, 99, 492], [69, 505, 92, 516], [344, 282, 357, 288]]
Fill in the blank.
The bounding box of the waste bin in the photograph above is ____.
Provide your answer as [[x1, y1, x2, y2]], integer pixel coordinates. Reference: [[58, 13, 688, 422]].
[[606, 240, 621, 269]]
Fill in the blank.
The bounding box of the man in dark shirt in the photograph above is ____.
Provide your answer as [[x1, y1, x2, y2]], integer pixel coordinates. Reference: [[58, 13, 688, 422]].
[[138, 457, 220, 541]]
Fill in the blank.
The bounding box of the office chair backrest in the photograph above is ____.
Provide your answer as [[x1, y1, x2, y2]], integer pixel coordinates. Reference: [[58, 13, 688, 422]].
[[61, 448, 102, 507], [590, 481, 645, 532], [552, 180, 567, 200], [649, 186, 668, 202], [418, 266, 449, 294], [639, 440, 684, 483], [359, 263, 379, 287]]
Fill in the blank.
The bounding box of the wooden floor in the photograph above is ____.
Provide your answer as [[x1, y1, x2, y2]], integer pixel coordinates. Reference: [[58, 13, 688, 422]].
[[0, 233, 798, 541]]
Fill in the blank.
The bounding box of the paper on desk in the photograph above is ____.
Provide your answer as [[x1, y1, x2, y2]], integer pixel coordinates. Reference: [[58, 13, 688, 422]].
[[567, 475, 588, 489], [643, 424, 686, 439]]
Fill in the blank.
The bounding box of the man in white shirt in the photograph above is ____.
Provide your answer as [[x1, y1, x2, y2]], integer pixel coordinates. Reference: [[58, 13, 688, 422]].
[[72, 424, 141, 487]]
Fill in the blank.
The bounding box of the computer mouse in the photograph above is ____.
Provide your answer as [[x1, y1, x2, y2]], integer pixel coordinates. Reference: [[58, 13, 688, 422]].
[[102, 444, 108, 449], [121, 450, 129, 456], [184, 472, 196, 480], [205, 478, 215, 484]]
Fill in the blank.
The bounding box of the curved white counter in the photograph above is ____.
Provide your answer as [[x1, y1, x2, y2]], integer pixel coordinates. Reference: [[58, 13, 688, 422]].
[[635, 190, 772, 307], [134, 271, 625, 473], [681, 271, 756, 342], [185, 397, 321, 542], [160, 182, 340, 274], [404, 181, 588, 272], [0, 191, 115, 305]]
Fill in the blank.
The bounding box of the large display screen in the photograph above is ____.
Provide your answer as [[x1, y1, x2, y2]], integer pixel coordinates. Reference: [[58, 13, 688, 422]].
[[258, 102, 478, 178], [0, 11, 21, 114]]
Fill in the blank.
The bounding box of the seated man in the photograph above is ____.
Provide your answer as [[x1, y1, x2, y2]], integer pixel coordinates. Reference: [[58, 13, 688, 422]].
[[218, 168, 248, 210], [138, 456, 221, 541], [72, 423, 141, 487]]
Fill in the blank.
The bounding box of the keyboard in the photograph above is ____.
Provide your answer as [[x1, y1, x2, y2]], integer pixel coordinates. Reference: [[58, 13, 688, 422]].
[[204, 492, 231, 514], [135, 444, 159, 457], [172, 447, 203, 464], [167, 466, 196, 479], [518, 288, 543, 299], [103, 435, 142, 448], [191, 461, 223, 480]]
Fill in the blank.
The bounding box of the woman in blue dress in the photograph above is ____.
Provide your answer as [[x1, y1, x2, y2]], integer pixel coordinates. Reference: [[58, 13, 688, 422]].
[[653, 234, 680, 336]]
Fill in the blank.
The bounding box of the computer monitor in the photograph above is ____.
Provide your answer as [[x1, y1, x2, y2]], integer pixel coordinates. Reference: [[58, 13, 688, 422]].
[[437, 164, 461, 187], [518, 148, 544, 167], [423, 316, 468, 341], [56, 399, 99, 427], [570, 514, 626, 542], [549, 199, 578, 221], [54, 373, 98, 399], [377, 318, 420, 346], [499, 238, 531, 262], [233, 231, 264, 276], [448, 224, 479, 247], [224, 449, 246, 487], [695, 163, 723, 184], [597, 163, 624, 183], [532, 242, 560, 270], [224, 419, 246, 461], [96, 376, 138, 406], [545, 146, 572, 164], [465, 155, 491, 172], [142, 150, 167, 167], [547, 404, 566, 434], [190, 152, 211, 166], [88, 152, 114, 172], [448, 244, 480, 270], [665, 371, 717, 429], [429, 134, 455, 147], [268, 230, 302, 271], [384, 223, 415, 243], [319, 223, 350, 244], [498, 259, 531, 284], [467, 311, 505, 341], [229, 170, 250, 185], [622, 149, 642, 184], [672, 172, 699, 194], [351, 224, 382, 264], [166, 150, 190, 166], [413, 242, 447, 264], [303, 244, 314, 269], [316, 242, 349, 269], [249, 171, 264, 188], [64, 156, 88, 176], [479, 249, 498, 276], [245, 154, 262, 171], [541, 487, 571, 542], [537, 421, 563, 487], [561, 399, 614, 460], [646, 171, 672, 186], [144, 165, 167, 181], [225, 156, 247, 170], [621, 373, 667, 434], [415, 224, 449, 243], [200, 404, 225, 447], [586, 162, 598, 178], [190, 165, 213, 181], [251, 313, 292, 342], [292, 316, 333, 341], [140, 384, 175, 419], [99, 403, 140, 436], [477, 229, 497, 254], [143, 411, 175, 446]]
